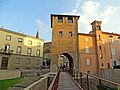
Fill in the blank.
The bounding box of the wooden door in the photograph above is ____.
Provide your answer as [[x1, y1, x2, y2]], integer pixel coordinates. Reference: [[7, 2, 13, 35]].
[[1, 57, 9, 70]]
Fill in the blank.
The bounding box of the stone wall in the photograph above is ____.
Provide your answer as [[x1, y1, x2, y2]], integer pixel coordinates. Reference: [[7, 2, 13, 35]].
[[24, 76, 48, 90], [100, 69, 120, 83], [0, 70, 21, 80]]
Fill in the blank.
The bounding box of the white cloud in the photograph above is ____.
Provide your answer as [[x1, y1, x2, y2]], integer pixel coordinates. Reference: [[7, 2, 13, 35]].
[[100, 6, 118, 24], [63, 0, 119, 33], [35, 19, 49, 34]]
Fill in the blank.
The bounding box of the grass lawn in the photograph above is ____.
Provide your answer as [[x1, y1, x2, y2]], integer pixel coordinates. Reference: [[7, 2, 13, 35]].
[[0, 77, 23, 90], [97, 85, 117, 90]]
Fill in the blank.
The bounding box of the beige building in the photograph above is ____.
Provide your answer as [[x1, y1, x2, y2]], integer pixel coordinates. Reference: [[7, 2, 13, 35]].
[[0, 28, 44, 70]]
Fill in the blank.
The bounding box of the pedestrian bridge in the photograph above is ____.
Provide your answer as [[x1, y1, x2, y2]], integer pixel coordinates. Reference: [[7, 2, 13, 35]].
[[48, 69, 120, 90]]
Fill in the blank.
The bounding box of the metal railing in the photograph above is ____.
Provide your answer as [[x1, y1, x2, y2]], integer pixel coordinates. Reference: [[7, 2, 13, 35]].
[[48, 69, 60, 90], [67, 69, 120, 90], [0, 48, 13, 54]]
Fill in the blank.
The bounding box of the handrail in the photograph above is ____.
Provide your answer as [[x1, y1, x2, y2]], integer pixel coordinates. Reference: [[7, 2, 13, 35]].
[[48, 69, 60, 90], [66, 68, 120, 90], [81, 72, 120, 86]]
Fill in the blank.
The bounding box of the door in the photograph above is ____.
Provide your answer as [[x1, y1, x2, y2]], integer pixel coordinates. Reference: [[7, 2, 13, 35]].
[[5, 44, 10, 53], [1, 57, 9, 70]]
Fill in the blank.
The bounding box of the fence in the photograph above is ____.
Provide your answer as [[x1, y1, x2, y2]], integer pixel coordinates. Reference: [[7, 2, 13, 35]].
[[67, 69, 120, 90], [48, 69, 60, 90]]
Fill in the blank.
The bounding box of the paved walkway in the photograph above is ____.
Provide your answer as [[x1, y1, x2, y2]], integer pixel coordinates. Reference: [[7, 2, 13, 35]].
[[58, 72, 80, 90]]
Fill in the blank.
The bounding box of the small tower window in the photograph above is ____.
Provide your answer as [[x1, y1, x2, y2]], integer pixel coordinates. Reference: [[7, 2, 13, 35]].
[[59, 31, 63, 37], [98, 35, 101, 40], [99, 46, 102, 50], [68, 17, 73, 23], [102, 63, 104, 67], [69, 32, 72, 37], [58, 16, 63, 23], [99, 26, 101, 30], [100, 54, 103, 59]]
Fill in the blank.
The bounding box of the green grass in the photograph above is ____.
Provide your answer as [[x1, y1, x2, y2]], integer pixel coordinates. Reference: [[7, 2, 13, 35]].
[[0, 77, 23, 90], [97, 85, 117, 90]]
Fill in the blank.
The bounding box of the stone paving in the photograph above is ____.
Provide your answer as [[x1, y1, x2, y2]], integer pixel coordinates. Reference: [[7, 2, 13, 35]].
[[58, 72, 80, 90]]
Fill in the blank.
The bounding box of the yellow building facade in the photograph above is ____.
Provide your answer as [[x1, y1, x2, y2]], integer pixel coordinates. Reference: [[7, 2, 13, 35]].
[[0, 28, 44, 70], [51, 14, 120, 74]]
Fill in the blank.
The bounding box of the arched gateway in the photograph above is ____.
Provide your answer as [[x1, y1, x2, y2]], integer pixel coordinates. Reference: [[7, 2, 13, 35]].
[[51, 14, 80, 72]]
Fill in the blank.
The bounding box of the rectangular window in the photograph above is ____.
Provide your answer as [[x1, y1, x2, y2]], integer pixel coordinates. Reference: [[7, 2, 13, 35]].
[[69, 32, 72, 37], [102, 63, 104, 67], [98, 35, 101, 40], [37, 42, 41, 47], [113, 61, 116, 66], [85, 38, 88, 42], [28, 40, 32, 45], [58, 16, 63, 23], [5, 44, 10, 50], [110, 38, 114, 44], [99, 46, 102, 50], [5, 44, 10, 53], [26, 59, 30, 64], [111, 48, 115, 55], [16, 46, 22, 54], [68, 17, 73, 23], [100, 54, 103, 59], [36, 59, 40, 65], [86, 59, 91, 65], [85, 46, 89, 53], [36, 49, 40, 56], [18, 38, 23, 43], [102, 39, 104, 44], [16, 58, 20, 64], [6, 35, 11, 41], [27, 48, 32, 55]]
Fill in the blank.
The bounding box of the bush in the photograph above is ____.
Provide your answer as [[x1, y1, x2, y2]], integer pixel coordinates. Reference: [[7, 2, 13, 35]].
[[113, 65, 120, 69]]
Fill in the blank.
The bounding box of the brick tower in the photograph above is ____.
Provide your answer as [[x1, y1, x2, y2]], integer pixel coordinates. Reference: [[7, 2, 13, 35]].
[[51, 14, 80, 71]]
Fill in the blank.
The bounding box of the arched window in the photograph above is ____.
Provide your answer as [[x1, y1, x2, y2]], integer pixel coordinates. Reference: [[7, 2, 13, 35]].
[[69, 32, 72, 37], [59, 31, 63, 37]]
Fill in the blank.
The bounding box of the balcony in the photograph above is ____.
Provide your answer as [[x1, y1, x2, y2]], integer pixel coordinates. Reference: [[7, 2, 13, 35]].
[[0, 49, 13, 54]]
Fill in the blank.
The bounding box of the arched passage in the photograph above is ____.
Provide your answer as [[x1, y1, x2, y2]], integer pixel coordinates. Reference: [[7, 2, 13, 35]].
[[58, 53, 74, 70]]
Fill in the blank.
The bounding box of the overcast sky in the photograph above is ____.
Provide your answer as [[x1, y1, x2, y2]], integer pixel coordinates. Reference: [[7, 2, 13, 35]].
[[0, 0, 120, 42]]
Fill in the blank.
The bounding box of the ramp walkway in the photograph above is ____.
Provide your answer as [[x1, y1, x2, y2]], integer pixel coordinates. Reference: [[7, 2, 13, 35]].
[[58, 72, 81, 90]]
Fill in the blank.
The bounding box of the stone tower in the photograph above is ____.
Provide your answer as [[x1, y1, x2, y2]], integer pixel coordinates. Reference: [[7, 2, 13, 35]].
[[51, 14, 80, 71], [91, 21, 111, 73]]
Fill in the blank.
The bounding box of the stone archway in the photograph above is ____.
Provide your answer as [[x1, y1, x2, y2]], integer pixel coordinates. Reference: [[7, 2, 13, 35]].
[[58, 53, 74, 70]]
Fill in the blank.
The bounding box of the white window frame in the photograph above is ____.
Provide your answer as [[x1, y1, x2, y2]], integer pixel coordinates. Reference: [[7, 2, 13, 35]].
[[37, 42, 41, 47], [18, 38, 23, 43], [110, 38, 114, 44], [85, 38, 88, 42], [26, 59, 30, 64], [6, 35, 11, 41], [85, 46, 89, 53], [27, 48, 32, 55], [16, 46, 22, 54], [36, 49, 40, 56], [28, 40, 32, 45], [111, 48, 115, 56], [86, 59, 91, 65], [16, 58, 20, 64]]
